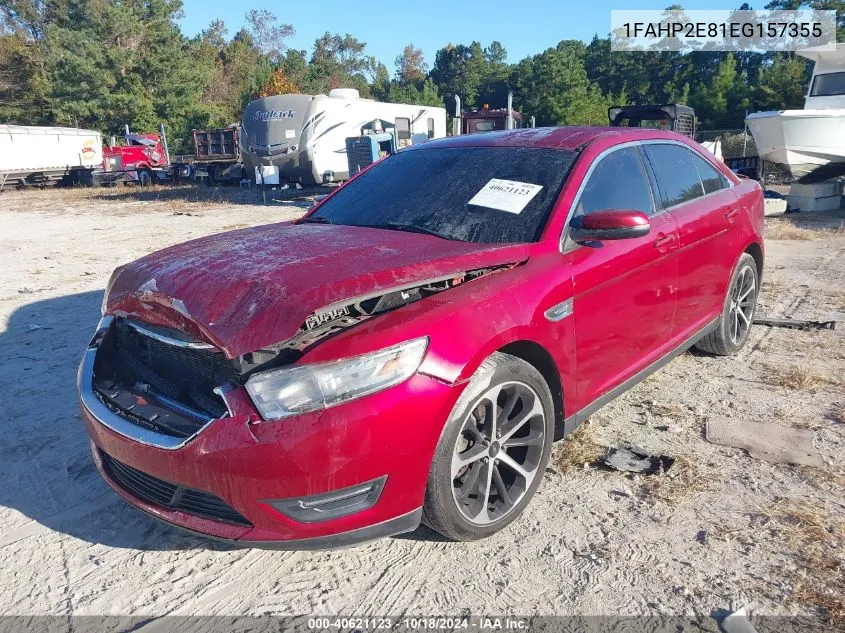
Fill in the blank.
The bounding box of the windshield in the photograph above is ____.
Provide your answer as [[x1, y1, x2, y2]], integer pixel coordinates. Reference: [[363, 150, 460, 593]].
[[810, 72, 845, 97], [304, 146, 577, 243]]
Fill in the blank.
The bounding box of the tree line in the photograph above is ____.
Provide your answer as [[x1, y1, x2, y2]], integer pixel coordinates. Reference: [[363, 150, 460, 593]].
[[0, 0, 839, 149]]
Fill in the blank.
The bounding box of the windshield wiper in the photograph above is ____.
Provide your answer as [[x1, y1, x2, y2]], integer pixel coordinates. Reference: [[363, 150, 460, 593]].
[[366, 223, 457, 241], [300, 216, 333, 224]]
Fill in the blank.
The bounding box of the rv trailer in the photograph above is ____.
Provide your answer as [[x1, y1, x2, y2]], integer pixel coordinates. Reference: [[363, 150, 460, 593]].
[[241, 89, 447, 186]]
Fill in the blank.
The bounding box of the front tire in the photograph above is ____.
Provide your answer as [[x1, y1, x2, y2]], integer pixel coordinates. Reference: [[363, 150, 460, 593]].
[[137, 168, 153, 187], [695, 252, 758, 355], [422, 352, 555, 541]]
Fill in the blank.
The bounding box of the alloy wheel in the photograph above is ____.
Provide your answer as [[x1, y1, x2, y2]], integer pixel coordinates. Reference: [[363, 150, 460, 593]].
[[729, 264, 756, 345], [450, 381, 546, 525]]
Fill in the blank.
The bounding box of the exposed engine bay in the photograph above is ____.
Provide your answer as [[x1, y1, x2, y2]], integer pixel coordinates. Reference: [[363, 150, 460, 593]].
[[233, 263, 516, 376]]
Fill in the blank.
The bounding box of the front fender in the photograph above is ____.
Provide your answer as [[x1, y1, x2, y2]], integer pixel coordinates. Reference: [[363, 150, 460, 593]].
[[301, 250, 578, 416]]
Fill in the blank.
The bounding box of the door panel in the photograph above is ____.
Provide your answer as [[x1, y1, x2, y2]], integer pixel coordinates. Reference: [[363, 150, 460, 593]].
[[668, 189, 741, 338], [563, 145, 679, 411], [569, 212, 679, 408], [643, 144, 740, 340]]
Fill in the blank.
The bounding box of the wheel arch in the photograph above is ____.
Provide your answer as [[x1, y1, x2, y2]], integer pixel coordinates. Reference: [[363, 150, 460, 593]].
[[744, 240, 764, 282], [497, 340, 565, 441]]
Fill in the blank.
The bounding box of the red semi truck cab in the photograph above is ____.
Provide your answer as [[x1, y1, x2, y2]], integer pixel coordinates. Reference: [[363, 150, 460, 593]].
[[99, 132, 170, 185]]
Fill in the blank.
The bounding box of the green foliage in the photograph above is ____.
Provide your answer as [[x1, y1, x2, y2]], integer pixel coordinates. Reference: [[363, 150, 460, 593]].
[[0, 30, 51, 122], [689, 53, 751, 127], [395, 43, 426, 84], [306, 32, 377, 95], [510, 42, 612, 126], [756, 53, 812, 110], [380, 78, 442, 107], [764, 0, 845, 42], [430, 41, 488, 108]]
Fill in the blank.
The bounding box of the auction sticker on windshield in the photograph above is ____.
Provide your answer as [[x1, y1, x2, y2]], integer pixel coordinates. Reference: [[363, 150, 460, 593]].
[[468, 179, 543, 214]]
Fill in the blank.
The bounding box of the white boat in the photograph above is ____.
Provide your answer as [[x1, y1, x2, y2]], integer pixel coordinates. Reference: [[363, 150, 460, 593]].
[[746, 43, 845, 183]]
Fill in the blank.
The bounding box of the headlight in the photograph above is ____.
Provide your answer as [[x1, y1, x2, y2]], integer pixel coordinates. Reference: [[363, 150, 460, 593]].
[[101, 264, 127, 315], [245, 337, 428, 420]]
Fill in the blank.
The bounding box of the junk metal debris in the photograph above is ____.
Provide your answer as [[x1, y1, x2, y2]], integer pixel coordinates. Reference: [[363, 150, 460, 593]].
[[753, 316, 836, 331], [705, 418, 823, 467], [601, 447, 675, 475]]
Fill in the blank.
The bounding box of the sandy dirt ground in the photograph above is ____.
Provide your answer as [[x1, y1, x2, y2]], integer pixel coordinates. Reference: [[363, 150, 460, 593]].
[[0, 186, 843, 624]]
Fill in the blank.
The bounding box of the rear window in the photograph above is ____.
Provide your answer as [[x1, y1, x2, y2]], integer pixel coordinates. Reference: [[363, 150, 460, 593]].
[[690, 152, 729, 194], [643, 144, 705, 208], [307, 146, 577, 243]]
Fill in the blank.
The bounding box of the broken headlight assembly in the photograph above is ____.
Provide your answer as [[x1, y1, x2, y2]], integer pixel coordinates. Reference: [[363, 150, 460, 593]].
[[245, 337, 428, 420]]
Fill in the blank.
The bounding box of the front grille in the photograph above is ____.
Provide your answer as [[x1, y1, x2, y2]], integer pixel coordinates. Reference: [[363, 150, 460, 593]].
[[99, 450, 252, 527], [346, 137, 376, 176], [93, 318, 238, 437], [677, 113, 695, 138], [111, 319, 236, 412]]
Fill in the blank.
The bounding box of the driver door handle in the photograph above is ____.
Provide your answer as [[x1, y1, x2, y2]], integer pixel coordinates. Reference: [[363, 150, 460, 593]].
[[653, 233, 676, 252]]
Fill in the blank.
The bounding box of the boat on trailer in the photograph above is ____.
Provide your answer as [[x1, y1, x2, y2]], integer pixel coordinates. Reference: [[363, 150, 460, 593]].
[[746, 43, 845, 184]]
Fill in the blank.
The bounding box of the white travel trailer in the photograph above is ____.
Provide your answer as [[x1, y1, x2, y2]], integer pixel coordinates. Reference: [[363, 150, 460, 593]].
[[0, 125, 103, 189], [241, 89, 447, 186]]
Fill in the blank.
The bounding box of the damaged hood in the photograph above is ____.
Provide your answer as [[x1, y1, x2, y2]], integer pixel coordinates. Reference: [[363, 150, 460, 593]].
[[106, 222, 530, 358]]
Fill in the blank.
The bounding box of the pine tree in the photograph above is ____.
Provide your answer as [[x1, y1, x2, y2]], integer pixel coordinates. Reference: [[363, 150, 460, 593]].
[[756, 53, 811, 110]]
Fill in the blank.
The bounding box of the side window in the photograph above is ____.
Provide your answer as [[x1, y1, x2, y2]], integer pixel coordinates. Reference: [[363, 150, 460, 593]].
[[690, 152, 729, 194], [643, 144, 704, 207], [576, 147, 654, 216], [427, 118, 435, 139], [395, 117, 411, 141]]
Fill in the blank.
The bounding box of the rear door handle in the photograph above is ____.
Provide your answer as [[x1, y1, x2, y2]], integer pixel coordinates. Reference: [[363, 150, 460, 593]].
[[653, 233, 675, 252], [725, 207, 740, 220]]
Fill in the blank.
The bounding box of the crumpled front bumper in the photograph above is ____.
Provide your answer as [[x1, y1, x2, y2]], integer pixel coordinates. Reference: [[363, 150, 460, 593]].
[[78, 332, 465, 548]]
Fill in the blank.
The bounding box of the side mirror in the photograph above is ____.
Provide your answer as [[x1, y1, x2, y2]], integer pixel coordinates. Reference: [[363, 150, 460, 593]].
[[569, 209, 651, 242]]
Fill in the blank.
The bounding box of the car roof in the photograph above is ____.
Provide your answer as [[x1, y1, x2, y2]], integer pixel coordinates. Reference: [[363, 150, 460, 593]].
[[410, 126, 691, 152]]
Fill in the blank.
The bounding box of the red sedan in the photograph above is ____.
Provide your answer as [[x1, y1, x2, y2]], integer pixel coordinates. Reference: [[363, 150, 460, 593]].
[[79, 127, 764, 546]]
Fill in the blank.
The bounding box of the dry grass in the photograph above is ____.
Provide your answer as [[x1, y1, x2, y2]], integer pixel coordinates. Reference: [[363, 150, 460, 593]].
[[763, 364, 841, 390], [831, 402, 845, 424], [762, 498, 845, 624], [0, 183, 306, 214], [766, 219, 844, 241], [555, 424, 605, 473], [795, 465, 845, 493], [641, 455, 711, 503]]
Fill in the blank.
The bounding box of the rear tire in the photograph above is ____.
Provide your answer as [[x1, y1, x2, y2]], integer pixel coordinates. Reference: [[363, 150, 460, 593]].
[[695, 252, 758, 356], [422, 352, 554, 541]]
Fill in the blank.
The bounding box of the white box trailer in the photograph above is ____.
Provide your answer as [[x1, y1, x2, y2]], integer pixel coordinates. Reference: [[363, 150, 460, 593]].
[[241, 89, 447, 186], [0, 125, 103, 189]]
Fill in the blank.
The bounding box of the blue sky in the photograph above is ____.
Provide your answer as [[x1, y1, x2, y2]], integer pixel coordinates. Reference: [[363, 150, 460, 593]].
[[178, 0, 744, 72]]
